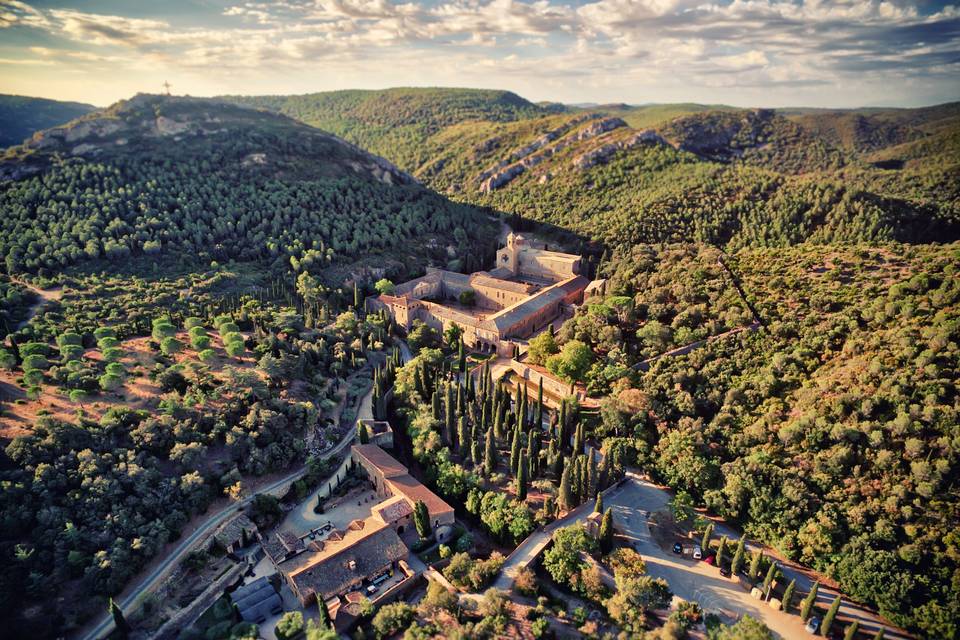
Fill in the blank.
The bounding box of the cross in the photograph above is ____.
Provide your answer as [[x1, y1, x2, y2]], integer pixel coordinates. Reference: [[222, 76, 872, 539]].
[[162, 81, 171, 96]]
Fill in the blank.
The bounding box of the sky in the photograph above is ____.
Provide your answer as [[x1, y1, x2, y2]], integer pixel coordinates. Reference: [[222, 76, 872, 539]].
[[0, 0, 958, 108]]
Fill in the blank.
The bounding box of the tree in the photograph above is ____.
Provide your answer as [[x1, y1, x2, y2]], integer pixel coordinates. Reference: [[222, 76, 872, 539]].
[[598, 507, 614, 553], [516, 449, 528, 501], [731, 538, 745, 576], [762, 561, 778, 593], [374, 278, 395, 295], [543, 524, 596, 585], [458, 289, 476, 307], [357, 421, 370, 444], [559, 461, 575, 510], [276, 611, 305, 640], [109, 597, 130, 636], [546, 340, 593, 383], [527, 331, 559, 366], [716, 536, 727, 568], [443, 323, 463, 348], [872, 629, 885, 640], [594, 492, 604, 514], [372, 602, 414, 639], [781, 579, 797, 613], [606, 575, 672, 632], [701, 522, 714, 553], [800, 582, 819, 621], [843, 621, 860, 640], [484, 426, 497, 476], [413, 500, 431, 539], [748, 549, 763, 583], [305, 620, 338, 640], [821, 595, 842, 636], [716, 615, 774, 640]]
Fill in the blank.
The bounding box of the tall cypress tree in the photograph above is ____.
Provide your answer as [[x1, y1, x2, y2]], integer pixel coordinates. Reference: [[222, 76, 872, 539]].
[[762, 560, 778, 592], [484, 427, 497, 476], [559, 461, 574, 510], [748, 549, 763, 583], [444, 384, 455, 446], [598, 507, 614, 553], [318, 596, 332, 628], [800, 582, 819, 622], [535, 377, 543, 429], [109, 597, 129, 637], [871, 628, 885, 640], [700, 522, 714, 553], [458, 415, 470, 460], [594, 492, 604, 514], [510, 427, 522, 474], [458, 339, 466, 374], [516, 449, 528, 501], [432, 389, 442, 421], [843, 621, 859, 640], [716, 536, 727, 569], [730, 538, 746, 576], [821, 595, 842, 636], [413, 500, 431, 539], [781, 579, 796, 613], [357, 421, 370, 444]]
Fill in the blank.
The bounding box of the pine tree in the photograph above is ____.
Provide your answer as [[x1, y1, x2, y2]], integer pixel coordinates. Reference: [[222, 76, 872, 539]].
[[109, 597, 129, 636], [749, 549, 763, 583], [800, 582, 819, 622], [700, 522, 714, 554], [413, 500, 431, 539], [781, 579, 797, 613], [559, 461, 575, 510], [598, 507, 614, 553], [730, 538, 745, 576], [843, 621, 860, 640], [357, 421, 370, 444], [821, 595, 841, 636], [484, 427, 497, 476], [516, 449, 528, 501], [594, 492, 604, 514]]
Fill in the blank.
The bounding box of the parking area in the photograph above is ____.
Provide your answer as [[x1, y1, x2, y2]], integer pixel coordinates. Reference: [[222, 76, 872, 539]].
[[280, 485, 381, 539]]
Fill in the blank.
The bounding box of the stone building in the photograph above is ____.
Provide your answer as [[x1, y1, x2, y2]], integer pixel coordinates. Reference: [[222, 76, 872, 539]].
[[375, 234, 592, 356]]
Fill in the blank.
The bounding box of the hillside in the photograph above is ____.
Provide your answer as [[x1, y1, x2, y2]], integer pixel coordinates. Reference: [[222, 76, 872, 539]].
[[229, 89, 960, 250], [0, 94, 96, 148], [225, 87, 555, 174], [0, 94, 499, 279]]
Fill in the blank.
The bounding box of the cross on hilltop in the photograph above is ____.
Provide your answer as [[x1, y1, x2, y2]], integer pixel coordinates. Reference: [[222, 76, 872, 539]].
[[162, 81, 171, 96]]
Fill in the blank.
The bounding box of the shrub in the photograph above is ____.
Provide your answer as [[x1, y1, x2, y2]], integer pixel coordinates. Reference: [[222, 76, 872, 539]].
[[439, 544, 452, 559], [160, 337, 183, 356], [93, 327, 116, 341], [371, 602, 414, 639], [102, 347, 124, 362], [22, 354, 49, 371], [275, 611, 304, 640], [198, 349, 216, 363], [99, 373, 123, 391]]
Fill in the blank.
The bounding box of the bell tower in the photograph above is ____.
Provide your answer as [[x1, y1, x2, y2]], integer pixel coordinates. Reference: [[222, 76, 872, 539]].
[[497, 232, 522, 274]]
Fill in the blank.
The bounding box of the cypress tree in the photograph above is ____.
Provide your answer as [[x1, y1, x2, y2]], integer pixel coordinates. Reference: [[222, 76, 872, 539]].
[[716, 536, 727, 569], [558, 400, 567, 447], [781, 579, 796, 613], [800, 582, 819, 622], [821, 595, 841, 636], [318, 596, 331, 628], [843, 621, 859, 640], [594, 492, 604, 514], [730, 538, 745, 576], [700, 522, 714, 553], [472, 439, 481, 468], [535, 377, 543, 428], [458, 415, 470, 459], [749, 549, 763, 583], [109, 597, 129, 636], [432, 389, 442, 421], [357, 421, 370, 444], [871, 628, 885, 640], [484, 427, 497, 476], [444, 384, 455, 446], [762, 560, 778, 592], [559, 461, 574, 510], [458, 339, 466, 374], [598, 507, 614, 552], [516, 449, 528, 501], [493, 401, 504, 440], [510, 427, 522, 474], [587, 448, 599, 497], [353, 281, 360, 310], [573, 420, 584, 455], [413, 500, 431, 539]]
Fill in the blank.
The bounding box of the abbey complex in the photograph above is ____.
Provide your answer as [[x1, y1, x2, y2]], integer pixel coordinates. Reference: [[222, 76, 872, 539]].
[[375, 234, 594, 356]]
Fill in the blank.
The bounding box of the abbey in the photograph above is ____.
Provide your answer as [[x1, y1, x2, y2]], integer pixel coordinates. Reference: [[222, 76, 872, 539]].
[[375, 234, 589, 355]]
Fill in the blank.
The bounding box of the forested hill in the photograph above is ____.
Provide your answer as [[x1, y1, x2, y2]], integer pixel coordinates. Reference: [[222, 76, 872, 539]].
[[224, 87, 558, 174], [0, 93, 498, 278], [0, 94, 96, 148], [230, 88, 960, 249]]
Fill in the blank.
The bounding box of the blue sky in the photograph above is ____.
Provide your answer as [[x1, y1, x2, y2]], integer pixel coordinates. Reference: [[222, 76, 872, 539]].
[[1, 0, 958, 108]]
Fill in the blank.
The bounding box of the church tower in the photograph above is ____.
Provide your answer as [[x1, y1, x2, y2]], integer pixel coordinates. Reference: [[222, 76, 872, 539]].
[[497, 232, 523, 274]]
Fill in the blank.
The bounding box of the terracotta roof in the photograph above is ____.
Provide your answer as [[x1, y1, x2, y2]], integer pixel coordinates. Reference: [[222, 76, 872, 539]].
[[386, 473, 455, 520], [352, 444, 409, 478], [468, 273, 537, 294], [374, 494, 414, 523], [484, 275, 589, 333]]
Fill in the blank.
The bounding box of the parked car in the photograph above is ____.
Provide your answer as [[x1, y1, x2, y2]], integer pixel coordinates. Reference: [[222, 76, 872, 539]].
[[693, 545, 702, 559], [672, 542, 683, 554], [805, 617, 820, 634], [366, 584, 379, 595], [704, 554, 716, 565], [719, 566, 731, 577]]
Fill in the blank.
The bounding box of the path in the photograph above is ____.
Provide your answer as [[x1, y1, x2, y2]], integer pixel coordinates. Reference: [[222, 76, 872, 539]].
[[607, 474, 910, 640], [8, 277, 64, 332]]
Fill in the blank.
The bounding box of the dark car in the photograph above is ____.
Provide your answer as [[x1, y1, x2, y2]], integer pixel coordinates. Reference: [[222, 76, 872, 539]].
[[719, 566, 731, 577], [672, 542, 683, 554]]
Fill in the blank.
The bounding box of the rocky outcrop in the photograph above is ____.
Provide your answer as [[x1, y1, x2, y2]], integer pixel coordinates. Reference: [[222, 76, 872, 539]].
[[573, 129, 667, 170]]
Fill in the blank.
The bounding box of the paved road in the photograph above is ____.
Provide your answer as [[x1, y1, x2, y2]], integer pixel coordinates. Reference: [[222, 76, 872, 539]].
[[606, 475, 910, 640]]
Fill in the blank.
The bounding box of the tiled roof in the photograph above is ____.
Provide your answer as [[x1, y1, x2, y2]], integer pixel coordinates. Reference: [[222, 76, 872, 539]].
[[386, 474, 455, 520], [374, 494, 414, 523], [353, 443, 409, 478], [288, 522, 407, 601], [484, 275, 589, 333]]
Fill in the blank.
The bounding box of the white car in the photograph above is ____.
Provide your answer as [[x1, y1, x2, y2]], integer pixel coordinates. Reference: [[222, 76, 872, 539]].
[[693, 545, 702, 559]]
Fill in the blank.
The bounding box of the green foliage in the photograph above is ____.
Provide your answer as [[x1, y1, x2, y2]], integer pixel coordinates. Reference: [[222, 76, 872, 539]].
[[545, 339, 593, 383], [0, 94, 94, 147], [715, 615, 774, 640], [543, 523, 597, 586], [821, 596, 842, 636], [275, 611, 304, 640], [526, 331, 559, 366], [442, 551, 505, 591], [371, 602, 414, 639]]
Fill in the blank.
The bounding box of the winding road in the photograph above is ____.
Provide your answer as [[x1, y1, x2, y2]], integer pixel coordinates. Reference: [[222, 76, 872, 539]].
[[79, 340, 413, 640]]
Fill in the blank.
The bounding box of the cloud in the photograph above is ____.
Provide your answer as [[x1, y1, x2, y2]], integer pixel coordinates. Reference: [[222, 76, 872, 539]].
[[0, 0, 956, 105]]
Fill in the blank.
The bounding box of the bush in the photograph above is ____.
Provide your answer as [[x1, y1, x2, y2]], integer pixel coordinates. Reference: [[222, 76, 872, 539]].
[[99, 373, 123, 391], [275, 611, 304, 640], [22, 354, 49, 371], [198, 349, 216, 363], [160, 337, 183, 356], [439, 544, 452, 559], [102, 347, 124, 362]]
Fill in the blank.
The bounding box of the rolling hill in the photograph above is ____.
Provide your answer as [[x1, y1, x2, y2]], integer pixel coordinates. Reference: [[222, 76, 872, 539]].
[[227, 89, 960, 250], [0, 94, 96, 148], [0, 93, 498, 280]]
